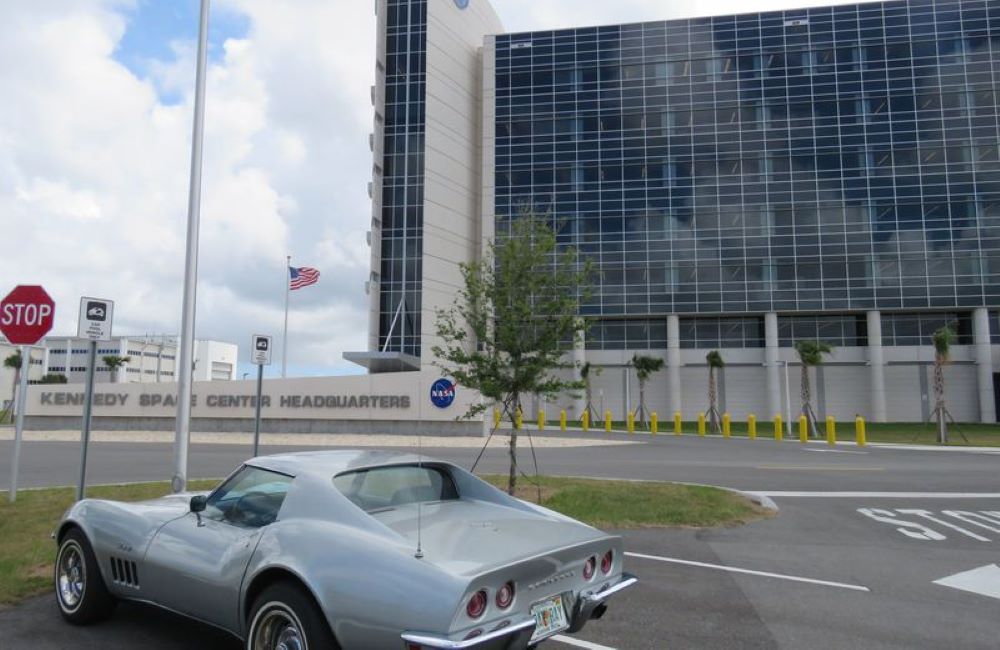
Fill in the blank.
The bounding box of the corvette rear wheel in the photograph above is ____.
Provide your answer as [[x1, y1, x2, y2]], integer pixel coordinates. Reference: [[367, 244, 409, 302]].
[[247, 583, 340, 650], [54, 529, 116, 624]]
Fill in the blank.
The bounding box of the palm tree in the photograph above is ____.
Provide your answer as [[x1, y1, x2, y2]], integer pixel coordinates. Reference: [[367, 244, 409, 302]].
[[931, 326, 954, 444], [794, 340, 833, 438], [631, 354, 664, 427], [102, 355, 131, 383], [3, 351, 23, 422], [579, 361, 601, 422], [705, 350, 725, 434]]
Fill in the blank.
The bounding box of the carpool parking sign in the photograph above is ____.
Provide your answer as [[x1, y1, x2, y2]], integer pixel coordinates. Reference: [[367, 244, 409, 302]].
[[430, 378, 456, 409]]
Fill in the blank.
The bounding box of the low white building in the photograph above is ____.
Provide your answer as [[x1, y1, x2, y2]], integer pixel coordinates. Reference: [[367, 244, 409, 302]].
[[42, 336, 237, 385]]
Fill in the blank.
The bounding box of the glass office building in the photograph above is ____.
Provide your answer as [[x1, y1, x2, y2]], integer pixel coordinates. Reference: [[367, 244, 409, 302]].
[[357, 0, 1000, 422], [493, 0, 999, 337]]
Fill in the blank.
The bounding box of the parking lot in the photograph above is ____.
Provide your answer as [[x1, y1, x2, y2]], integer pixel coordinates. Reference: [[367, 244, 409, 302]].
[[1, 432, 998, 648]]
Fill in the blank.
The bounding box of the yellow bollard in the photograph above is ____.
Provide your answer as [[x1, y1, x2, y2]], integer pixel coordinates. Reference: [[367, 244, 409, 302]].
[[493, 408, 501, 429], [582, 410, 590, 432], [560, 410, 567, 431], [774, 414, 783, 441], [748, 414, 757, 440], [722, 413, 731, 438], [697, 412, 706, 436], [674, 411, 682, 435], [799, 415, 808, 443], [856, 416, 866, 447], [627, 411, 635, 434], [515, 408, 523, 430], [826, 416, 836, 446], [538, 410, 545, 432], [604, 410, 612, 433], [651, 412, 658, 435]]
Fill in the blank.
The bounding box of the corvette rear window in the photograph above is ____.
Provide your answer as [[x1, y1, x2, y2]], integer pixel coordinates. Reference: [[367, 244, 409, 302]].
[[333, 465, 459, 512]]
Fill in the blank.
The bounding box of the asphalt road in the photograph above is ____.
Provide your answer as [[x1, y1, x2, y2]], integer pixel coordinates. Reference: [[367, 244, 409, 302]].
[[1, 432, 999, 649]]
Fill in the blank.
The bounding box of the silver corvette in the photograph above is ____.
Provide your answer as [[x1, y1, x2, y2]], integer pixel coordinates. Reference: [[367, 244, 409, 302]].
[[53, 450, 636, 649]]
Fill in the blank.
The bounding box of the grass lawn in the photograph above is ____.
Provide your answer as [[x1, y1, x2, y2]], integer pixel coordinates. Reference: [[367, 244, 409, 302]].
[[0, 475, 766, 607], [542, 418, 1000, 446], [0, 480, 217, 607], [480, 474, 769, 530]]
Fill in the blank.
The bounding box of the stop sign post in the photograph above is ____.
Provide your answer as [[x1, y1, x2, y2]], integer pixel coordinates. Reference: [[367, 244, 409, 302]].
[[1, 285, 56, 503]]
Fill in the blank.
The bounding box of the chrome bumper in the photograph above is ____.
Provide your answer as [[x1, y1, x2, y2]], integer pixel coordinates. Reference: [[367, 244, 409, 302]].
[[568, 572, 638, 633], [401, 618, 535, 649]]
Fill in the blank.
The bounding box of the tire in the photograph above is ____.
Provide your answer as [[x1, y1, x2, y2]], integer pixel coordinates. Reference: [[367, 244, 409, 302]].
[[246, 582, 341, 650], [54, 528, 117, 624]]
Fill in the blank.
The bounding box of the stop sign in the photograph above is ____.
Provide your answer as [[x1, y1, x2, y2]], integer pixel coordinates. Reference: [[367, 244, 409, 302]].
[[0, 285, 56, 345]]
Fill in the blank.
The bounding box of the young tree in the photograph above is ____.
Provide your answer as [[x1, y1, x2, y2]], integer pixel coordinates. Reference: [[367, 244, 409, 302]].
[[579, 361, 601, 422], [931, 326, 954, 444], [102, 355, 131, 383], [705, 350, 725, 434], [794, 340, 833, 438], [631, 354, 664, 427], [3, 351, 22, 421], [434, 215, 592, 495]]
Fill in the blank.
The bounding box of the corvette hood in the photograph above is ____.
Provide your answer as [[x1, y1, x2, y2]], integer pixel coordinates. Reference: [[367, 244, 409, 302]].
[[369, 500, 603, 576]]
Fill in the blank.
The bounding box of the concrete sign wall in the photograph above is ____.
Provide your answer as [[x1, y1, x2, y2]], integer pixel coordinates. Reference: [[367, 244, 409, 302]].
[[24, 370, 483, 432]]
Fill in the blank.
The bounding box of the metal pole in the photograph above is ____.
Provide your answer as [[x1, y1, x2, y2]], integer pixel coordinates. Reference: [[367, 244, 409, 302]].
[[173, 0, 210, 494], [77, 341, 98, 501], [253, 364, 263, 457], [282, 255, 290, 378], [8, 346, 31, 503]]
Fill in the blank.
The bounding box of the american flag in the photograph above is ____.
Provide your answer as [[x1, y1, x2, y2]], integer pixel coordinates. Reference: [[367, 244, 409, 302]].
[[289, 266, 320, 290]]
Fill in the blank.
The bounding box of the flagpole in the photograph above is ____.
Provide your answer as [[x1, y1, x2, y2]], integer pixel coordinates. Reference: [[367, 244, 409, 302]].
[[282, 254, 290, 378], [172, 0, 210, 494]]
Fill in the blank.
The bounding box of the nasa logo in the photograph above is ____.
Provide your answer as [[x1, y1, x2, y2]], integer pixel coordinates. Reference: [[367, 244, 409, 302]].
[[454, 0, 469, 8], [430, 379, 456, 409]]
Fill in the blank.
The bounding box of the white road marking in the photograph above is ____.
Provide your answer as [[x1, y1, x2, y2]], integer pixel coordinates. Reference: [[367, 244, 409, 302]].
[[940, 510, 1000, 534], [552, 635, 618, 650], [752, 491, 1000, 498], [933, 564, 1000, 600], [624, 551, 870, 592], [896, 509, 991, 542]]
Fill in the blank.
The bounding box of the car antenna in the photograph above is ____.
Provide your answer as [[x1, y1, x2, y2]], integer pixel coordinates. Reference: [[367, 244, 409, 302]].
[[415, 416, 424, 559]]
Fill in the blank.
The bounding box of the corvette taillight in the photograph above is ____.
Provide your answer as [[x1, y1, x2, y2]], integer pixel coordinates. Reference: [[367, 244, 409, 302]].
[[583, 556, 596, 580], [466, 590, 487, 618], [601, 549, 614, 574], [496, 581, 515, 609]]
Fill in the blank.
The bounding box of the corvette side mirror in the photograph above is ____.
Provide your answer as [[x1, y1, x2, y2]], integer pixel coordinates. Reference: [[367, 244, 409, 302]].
[[190, 495, 207, 513]]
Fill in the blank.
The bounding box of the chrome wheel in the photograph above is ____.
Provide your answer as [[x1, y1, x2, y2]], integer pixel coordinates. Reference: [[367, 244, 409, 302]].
[[251, 605, 307, 650], [56, 541, 86, 612]]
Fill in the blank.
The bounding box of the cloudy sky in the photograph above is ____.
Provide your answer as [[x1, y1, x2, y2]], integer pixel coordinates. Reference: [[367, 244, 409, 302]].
[[0, 0, 863, 379]]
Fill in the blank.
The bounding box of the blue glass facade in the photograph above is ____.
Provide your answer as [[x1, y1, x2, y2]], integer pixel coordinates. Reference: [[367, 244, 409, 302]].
[[378, 0, 426, 357], [493, 0, 1000, 349]]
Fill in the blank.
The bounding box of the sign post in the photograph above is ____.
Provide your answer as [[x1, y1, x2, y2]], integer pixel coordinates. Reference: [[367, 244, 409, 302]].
[[1, 285, 56, 503], [250, 335, 272, 457], [76, 297, 114, 501]]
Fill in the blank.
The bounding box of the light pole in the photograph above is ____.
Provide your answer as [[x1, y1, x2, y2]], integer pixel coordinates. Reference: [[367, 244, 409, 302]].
[[173, 0, 211, 494]]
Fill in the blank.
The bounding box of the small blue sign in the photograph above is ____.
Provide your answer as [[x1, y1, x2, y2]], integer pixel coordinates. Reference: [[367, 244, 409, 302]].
[[454, 0, 469, 8], [430, 379, 456, 409]]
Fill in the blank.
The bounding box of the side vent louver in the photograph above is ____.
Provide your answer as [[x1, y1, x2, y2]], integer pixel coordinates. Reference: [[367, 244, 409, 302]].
[[109, 556, 140, 589]]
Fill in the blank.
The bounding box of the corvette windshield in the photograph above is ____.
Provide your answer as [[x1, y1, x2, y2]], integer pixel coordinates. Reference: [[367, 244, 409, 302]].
[[333, 465, 459, 512]]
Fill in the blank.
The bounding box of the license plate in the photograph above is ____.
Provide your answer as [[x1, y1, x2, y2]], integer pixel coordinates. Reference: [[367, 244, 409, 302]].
[[530, 594, 569, 642]]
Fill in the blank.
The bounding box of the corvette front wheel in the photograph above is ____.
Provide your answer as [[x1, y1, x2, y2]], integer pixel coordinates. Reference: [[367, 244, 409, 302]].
[[54, 529, 116, 624], [247, 582, 341, 650]]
